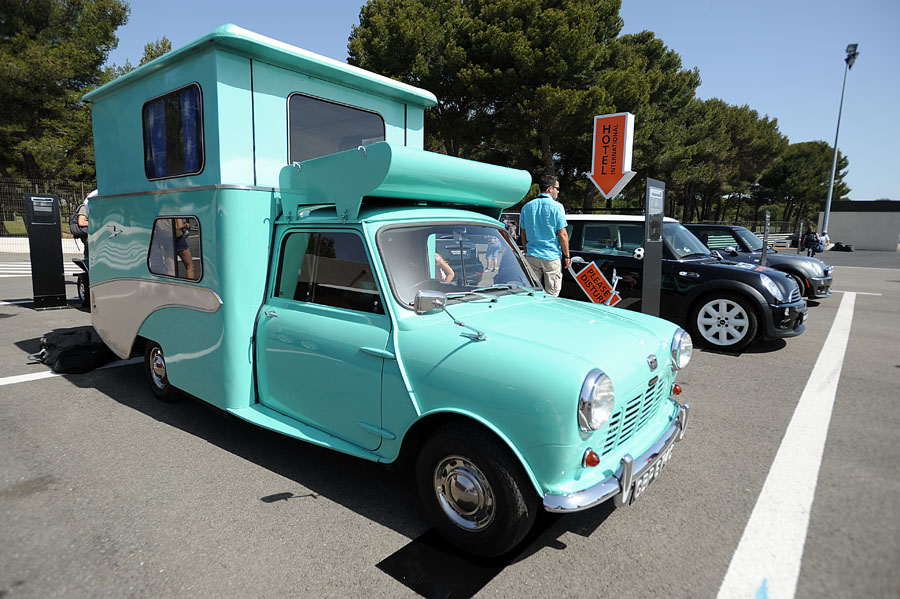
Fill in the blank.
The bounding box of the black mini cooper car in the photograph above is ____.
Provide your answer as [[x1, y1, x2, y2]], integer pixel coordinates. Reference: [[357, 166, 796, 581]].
[[559, 215, 808, 352], [683, 224, 833, 299]]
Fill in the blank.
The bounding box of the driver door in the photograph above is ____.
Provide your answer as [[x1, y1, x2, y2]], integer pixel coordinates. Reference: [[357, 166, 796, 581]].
[[256, 230, 390, 451]]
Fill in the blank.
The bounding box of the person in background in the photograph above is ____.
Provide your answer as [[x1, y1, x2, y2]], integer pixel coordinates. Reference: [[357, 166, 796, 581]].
[[174, 217, 195, 279], [804, 224, 820, 257], [74, 189, 97, 264], [435, 252, 455, 283], [519, 175, 570, 296], [485, 235, 501, 272]]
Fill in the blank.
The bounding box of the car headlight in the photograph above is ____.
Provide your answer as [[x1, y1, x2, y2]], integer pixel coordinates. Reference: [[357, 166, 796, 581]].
[[671, 328, 693, 370], [578, 369, 615, 432], [760, 274, 784, 302]]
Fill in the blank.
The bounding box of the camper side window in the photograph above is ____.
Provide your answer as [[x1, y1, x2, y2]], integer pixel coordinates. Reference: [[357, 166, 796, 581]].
[[275, 231, 383, 314], [148, 217, 202, 281], [142, 83, 204, 180], [288, 93, 385, 163]]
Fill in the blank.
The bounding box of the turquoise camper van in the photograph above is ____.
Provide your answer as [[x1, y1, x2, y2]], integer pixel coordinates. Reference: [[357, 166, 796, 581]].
[[83, 25, 692, 556]]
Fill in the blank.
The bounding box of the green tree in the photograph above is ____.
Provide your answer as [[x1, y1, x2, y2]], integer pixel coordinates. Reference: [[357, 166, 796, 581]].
[[139, 36, 171, 66], [0, 0, 129, 179], [755, 141, 849, 226]]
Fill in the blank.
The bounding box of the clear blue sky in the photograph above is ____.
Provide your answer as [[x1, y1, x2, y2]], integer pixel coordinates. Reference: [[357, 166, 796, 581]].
[[107, 0, 899, 200]]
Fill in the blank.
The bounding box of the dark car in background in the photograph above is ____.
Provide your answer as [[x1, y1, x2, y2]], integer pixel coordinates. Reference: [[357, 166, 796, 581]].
[[435, 236, 485, 286], [560, 215, 807, 352], [683, 224, 833, 299]]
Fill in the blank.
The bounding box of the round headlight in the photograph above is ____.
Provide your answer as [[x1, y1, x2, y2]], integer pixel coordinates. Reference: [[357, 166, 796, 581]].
[[760, 274, 784, 302], [578, 369, 615, 432], [671, 328, 693, 370]]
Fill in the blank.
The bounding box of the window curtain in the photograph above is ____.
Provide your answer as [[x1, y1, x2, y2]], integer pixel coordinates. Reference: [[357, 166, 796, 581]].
[[181, 87, 201, 173], [145, 100, 167, 178]]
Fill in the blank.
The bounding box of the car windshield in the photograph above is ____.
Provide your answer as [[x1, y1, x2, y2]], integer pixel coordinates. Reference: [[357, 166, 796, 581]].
[[734, 227, 765, 251], [377, 223, 540, 307], [664, 222, 711, 259]]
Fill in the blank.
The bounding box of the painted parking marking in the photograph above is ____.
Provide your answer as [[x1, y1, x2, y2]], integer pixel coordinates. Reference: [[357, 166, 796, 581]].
[[716, 292, 856, 599], [0, 358, 142, 387], [831, 290, 881, 295], [0, 263, 82, 278]]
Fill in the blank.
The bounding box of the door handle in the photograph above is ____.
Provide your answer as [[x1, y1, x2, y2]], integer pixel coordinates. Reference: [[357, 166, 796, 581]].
[[264, 310, 279, 318]]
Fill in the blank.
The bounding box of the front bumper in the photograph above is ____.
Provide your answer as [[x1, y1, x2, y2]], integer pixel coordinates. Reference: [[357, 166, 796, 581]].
[[807, 273, 833, 299], [543, 401, 690, 513], [763, 298, 807, 339]]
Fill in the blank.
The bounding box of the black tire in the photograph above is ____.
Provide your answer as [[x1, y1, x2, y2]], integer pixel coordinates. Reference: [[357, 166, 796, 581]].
[[786, 272, 807, 298], [76, 274, 88, 307], [689, 292, 759, 352], [416, 423, 538, 557], [143, 341, 182, 402]]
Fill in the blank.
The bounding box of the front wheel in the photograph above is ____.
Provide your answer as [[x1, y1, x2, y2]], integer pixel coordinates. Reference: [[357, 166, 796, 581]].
[[690, 292, 758, 352], [143, 341, 182, 402], [416, 423, 538, 557]]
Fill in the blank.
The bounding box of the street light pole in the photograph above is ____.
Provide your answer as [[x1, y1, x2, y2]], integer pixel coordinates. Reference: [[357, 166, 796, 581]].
[[822, 43, 859, 234]]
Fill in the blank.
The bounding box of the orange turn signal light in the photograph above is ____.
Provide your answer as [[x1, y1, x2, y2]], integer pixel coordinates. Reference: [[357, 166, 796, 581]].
[[672, 384, 682, 395], [583, 449, 600, 468]]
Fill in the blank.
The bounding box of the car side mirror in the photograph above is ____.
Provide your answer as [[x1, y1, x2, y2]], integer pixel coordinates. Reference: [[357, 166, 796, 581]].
[[414, 289, 447, 315], [571, 256, 586, 264], [724, 245, 739, 256], [633, 247, 645, 261]]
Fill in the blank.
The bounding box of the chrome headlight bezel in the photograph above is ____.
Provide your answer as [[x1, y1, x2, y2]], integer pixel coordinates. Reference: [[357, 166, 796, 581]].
[[760, 274, 784, 302], [578, 369, 615, 433], [671, 328, 693, 370]]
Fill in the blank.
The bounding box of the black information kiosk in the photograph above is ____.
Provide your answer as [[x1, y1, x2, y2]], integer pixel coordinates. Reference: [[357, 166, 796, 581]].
[[642, 178, 665, 317], [23, 194, 67, 309]]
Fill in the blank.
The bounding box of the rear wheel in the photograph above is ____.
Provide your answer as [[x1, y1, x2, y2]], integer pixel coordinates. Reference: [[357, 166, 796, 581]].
[[690, 292, 758, 352], [416, 423, 538, 557], [76, 274, 88, 307], [143, 341, 181, 402]]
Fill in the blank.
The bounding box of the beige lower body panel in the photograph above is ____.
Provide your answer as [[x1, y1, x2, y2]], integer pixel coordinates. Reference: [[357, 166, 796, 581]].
[[91, 278, 223, 358]]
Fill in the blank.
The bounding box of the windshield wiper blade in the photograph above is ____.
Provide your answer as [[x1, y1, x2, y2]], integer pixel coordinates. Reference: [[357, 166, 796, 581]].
[[681, 252, 711, 259]]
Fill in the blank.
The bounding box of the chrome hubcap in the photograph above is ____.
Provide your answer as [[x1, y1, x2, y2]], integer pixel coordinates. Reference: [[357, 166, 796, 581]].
[[433, 456, 495, 531], [149, 347, 167, 389], [697, 299, 749, 346]]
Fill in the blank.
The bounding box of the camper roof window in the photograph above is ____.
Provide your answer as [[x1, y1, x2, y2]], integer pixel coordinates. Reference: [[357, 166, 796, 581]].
[[288, 93, 385, 163], [142, 83, 204, 180]]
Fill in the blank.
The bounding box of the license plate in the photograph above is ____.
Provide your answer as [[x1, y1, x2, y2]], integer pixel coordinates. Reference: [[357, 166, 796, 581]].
[[630, 442, 675, 504]]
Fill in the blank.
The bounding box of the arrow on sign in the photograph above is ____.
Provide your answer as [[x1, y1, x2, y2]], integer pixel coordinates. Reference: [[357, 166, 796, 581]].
[[587, 112, 636, 199]]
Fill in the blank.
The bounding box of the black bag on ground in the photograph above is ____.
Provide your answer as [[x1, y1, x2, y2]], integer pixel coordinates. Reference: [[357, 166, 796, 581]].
[[29, 326, 115, 373]]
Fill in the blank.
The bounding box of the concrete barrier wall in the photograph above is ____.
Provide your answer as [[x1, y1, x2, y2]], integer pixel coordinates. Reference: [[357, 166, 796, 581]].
[[0, 237, 82, 255], [817, 212, 900, 251]]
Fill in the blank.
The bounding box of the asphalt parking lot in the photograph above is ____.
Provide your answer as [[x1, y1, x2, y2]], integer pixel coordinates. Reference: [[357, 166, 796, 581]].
[[1, 249, 899, 598]]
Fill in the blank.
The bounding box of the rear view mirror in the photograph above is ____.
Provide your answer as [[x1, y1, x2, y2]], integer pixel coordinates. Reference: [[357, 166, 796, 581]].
[[414, 289, 447, 314]]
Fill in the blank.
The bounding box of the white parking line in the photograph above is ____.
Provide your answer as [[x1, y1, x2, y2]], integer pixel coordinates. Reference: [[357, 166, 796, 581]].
[[0, 358, 142, 387], [716, 292, 856, 599]]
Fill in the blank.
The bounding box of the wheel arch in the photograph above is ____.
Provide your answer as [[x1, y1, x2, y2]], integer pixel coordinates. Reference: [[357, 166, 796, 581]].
[[394, 410, 544, 498]]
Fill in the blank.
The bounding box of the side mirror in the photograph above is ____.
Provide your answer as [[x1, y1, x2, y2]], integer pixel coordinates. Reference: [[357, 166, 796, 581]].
[[633, 247, 645, 261], [571, 256, 586, 264], [414, 289, 447, 315], [724, 245, 739, 256]]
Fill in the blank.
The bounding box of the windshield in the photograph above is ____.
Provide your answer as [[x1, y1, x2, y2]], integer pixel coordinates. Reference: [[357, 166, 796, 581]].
[[664, 222, 711, 259], [734, 227, 765, 251], [377, 223, 540, 307]]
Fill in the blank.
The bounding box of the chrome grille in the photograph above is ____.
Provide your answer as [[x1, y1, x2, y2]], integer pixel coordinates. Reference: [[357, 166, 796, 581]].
[[600, 378, 667, 456], [789, 286, 801, 303]]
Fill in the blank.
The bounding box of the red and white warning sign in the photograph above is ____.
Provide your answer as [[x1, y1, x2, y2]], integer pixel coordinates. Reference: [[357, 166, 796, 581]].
[[568, 261, 621, 306]]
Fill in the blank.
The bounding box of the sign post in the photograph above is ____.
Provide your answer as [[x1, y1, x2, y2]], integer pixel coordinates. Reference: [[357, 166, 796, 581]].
[[643, 179, 665, 317], [587, 112, 635, 199], [761, 210, 771, 267]]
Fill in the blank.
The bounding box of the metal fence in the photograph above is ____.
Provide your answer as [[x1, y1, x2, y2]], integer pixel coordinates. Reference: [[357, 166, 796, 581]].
[[0, 178, 96, 255]]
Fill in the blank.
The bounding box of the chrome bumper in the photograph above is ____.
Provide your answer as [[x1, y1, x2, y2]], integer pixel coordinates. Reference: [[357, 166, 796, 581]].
[[543, 401, 690, 513]]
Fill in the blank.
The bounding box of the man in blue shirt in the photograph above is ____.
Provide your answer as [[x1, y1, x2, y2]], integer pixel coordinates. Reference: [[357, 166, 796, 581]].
[[520, 175, 570, 296]]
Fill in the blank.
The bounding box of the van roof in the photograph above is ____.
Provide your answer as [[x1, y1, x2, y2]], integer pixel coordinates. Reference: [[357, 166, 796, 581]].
[[83, 24, 438, 108]]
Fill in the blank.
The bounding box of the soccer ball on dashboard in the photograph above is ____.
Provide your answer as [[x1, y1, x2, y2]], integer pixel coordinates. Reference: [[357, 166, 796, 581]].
[[632, 247, 645, 261]]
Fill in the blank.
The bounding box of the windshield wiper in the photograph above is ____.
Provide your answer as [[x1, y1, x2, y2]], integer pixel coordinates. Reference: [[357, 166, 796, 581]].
[[445, 284, 535, 302], [680, 252, 711, 259]]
